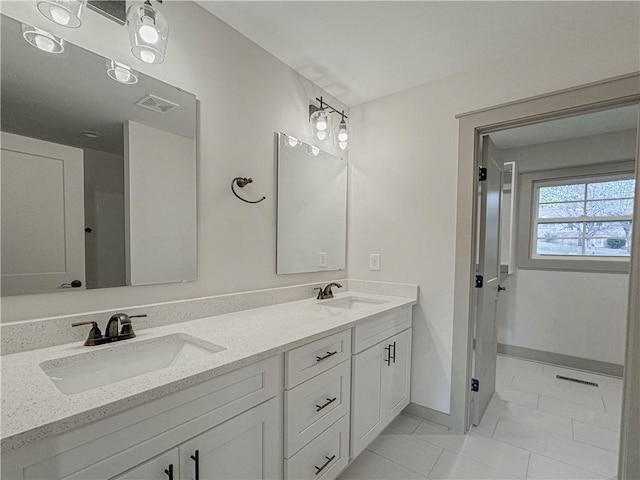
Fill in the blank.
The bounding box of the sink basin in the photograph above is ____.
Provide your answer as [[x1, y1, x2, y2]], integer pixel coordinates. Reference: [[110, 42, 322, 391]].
[[321, 296, 387, 310], [40, 334, 225, 395]]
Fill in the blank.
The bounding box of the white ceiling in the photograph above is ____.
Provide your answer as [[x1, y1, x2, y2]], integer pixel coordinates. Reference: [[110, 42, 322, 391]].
[[197, 1, 640, 107], [490, 105, 639, 149]]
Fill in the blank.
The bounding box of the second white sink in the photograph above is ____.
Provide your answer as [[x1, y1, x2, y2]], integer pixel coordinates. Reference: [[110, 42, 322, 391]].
[[321, 296, 387, 310], [40, 334, 225, 395]]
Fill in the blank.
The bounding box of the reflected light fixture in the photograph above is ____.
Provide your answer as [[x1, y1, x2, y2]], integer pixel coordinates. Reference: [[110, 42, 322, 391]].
[[308, 145, 320, 156], [127, 0, 169, 64], [309, 96, 352, 149], [36, 0, 86, 27], [106, 60, 139, 84], [284, 135, 303, 148], [22, 23, 64, 53], [333, 112, 353, 152]]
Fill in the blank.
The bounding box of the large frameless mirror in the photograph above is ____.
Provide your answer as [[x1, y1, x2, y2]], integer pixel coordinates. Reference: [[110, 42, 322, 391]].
[[276, 132, 347, 274], [1, 14, 197, 296]]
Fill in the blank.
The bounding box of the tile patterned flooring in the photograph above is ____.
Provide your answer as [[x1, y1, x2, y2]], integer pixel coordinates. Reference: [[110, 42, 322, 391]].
[[339, 355, 622, 479]]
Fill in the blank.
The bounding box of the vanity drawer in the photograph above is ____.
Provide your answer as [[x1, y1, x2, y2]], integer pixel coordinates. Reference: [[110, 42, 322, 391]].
[[284, 414, 350, 480], [353, 305, 412, 353], [285, 330, 351, 388], [285, 360, 351, 457]]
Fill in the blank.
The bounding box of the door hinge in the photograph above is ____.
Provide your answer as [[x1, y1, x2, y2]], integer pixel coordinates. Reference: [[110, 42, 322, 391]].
[[471, 378, 479, 392], [478, 167, 487, 182], [475, 275, 483, 288]]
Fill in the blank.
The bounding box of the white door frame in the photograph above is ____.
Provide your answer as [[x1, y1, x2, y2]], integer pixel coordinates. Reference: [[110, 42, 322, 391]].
[[450, 73, 640, 458]]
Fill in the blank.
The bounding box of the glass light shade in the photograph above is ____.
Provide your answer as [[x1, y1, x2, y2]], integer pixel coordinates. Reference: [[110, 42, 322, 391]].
[[310, 108, 332, 142], [106, 60, 139, 85], [36, 0, 85, 28], [127, 2, 169, 64], [22, 24, 64, 54], [332, 120, 353, 151], [307, 145, 320, 156], [284, 135, 303, 148]]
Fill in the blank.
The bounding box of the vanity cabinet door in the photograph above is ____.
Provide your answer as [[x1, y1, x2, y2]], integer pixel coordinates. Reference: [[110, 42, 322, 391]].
[[179, 398, 282, 480], [382, 328, 412, 419], [350, 341, 386, 458], [112, 449, 178, 480], [351, 328, 412, 458]]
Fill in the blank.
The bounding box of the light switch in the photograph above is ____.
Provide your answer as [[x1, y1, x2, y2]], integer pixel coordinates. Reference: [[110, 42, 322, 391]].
[[318, 252, 328, 268], [369, 253, 381, 271]]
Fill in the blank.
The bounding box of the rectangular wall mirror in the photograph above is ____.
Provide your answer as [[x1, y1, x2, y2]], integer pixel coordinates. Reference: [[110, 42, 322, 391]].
[[0, 14, 197, 296], [276, 132, 347, 274]]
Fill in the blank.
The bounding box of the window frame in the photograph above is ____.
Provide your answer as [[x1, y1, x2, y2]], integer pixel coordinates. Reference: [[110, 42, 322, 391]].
[[517, 160, 635, 273]]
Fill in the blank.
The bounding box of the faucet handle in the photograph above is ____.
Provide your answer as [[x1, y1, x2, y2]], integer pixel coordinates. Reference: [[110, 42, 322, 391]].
[[314, 287, 324, 300], [72, 321, 102, 345], [120, 314, 146, 335]]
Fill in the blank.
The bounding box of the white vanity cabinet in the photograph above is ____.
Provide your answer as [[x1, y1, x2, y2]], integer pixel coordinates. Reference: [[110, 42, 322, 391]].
[[351, 307, 412, 458], [1, 356, 283, 480]]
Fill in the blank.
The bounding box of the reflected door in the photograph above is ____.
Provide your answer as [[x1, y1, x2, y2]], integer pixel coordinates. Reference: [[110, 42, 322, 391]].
[[1, 132, 85, 295]]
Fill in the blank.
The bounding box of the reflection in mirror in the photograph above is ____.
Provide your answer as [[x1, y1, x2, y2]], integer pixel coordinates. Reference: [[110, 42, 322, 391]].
[[277, 133, 347, 274], [0, 14, 197, 296]]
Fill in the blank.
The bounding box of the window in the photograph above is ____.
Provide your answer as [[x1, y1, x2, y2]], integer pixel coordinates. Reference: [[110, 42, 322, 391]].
[[517, 161, 636, 273], [532, 174, 635, 258]]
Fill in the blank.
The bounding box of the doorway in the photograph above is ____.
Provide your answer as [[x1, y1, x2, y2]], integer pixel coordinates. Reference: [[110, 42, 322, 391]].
[[451, 74, 640, 479]]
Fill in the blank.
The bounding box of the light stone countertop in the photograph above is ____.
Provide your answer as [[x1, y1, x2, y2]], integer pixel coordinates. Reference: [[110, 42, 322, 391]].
[[1, 292, 416, 453]]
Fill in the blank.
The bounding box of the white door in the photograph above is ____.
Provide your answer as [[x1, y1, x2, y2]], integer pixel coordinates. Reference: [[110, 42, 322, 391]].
[[179, 399, 282, 480], [472, 136, 503, 425], [112, 449, 178, 480], [1, 132, 85, 295]]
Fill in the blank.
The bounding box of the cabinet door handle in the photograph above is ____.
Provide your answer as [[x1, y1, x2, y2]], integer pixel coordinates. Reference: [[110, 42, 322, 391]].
[[315, 397, 337, 412], [164, 464, 173, 480], [314, 455, 336, 475], [316, 351, 337, 362], [190, 450, 199, 480], [391, 341, 397, 363], [385, 345, 391, 366]]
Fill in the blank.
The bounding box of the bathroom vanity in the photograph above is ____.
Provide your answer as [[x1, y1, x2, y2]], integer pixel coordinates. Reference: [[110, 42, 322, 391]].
[[1, 292, 415, 480]]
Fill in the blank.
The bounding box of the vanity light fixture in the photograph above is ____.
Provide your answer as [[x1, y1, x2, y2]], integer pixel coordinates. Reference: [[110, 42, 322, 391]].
[[333, 112, 353, 152], [81, 130, 102, 138], [21, 23, 65, 53], [309, 97, 352, 148], [36, 0, 86, 28], [106, 60, 139, 85], [127, 0, 169, 64]]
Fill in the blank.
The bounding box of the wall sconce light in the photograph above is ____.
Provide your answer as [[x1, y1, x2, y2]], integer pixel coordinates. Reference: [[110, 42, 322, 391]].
[[22, 23, 65, 53], [127, 0, 169, 64], [308, 145, 321, 156], [309, 96, 352, 149], [36, 0, 86, 28], [106, 59, 139, 84]]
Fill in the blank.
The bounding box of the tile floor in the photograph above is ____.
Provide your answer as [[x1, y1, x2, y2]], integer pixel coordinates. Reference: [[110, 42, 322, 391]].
[[339, 355, 623, 479]]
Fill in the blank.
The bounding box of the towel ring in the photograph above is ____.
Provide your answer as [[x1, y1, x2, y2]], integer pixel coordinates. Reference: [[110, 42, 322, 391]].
[[231, 177, 266, 204]]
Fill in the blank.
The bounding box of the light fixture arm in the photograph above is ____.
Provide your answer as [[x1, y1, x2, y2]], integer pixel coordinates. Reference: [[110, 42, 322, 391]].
[[308, 96, 348, 122]]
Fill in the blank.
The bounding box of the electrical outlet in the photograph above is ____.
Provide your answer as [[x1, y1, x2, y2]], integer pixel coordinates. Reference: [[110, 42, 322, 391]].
[[369, 253, 381, 271], [318, 252, 328, 268]]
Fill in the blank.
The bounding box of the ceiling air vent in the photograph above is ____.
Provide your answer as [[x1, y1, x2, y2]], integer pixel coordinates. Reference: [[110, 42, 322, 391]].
[[135, 94, 179, 115]]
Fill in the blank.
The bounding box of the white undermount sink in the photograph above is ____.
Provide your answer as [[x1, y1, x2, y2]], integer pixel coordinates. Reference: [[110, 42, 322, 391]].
[[40, 334, 225, 395], [320, 296, 387, 310]]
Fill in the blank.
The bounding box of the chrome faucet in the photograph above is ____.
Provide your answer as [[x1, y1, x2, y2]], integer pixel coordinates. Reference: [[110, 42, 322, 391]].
[[72, 313, 147, 346], [314, 282, 343, 300]]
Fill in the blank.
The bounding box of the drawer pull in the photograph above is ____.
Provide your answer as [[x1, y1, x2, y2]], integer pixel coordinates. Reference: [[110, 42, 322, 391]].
[[191, 450, 200, 480], [316, 351, 338, 362], [314, 455, 336, 475], [315, 397, 337, 412], [164, 464, 174, 480]]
